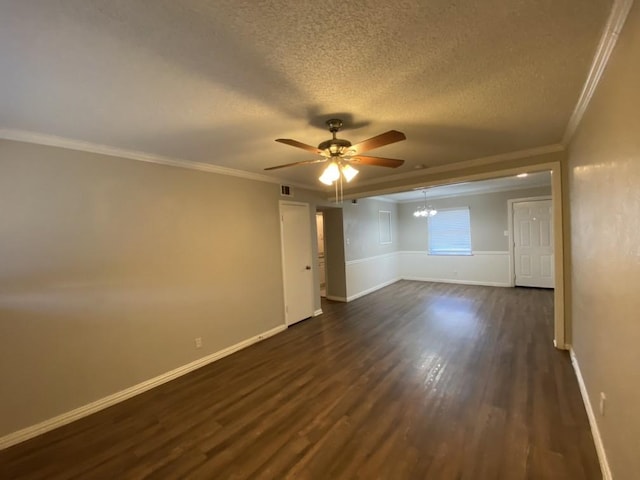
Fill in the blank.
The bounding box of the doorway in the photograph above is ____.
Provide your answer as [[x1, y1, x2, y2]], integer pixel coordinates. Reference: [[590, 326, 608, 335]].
[[316, 212, 327, 297]]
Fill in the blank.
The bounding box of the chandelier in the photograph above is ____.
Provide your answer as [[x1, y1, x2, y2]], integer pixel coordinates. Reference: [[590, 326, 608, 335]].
[[413, 190, 437, 217]]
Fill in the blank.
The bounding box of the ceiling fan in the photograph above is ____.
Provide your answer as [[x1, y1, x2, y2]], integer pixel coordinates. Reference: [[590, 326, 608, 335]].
[[265, 119, 406, 185]]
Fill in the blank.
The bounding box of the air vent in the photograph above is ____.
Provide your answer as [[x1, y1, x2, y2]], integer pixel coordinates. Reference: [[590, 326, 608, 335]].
[[280, 185, 293, 197]]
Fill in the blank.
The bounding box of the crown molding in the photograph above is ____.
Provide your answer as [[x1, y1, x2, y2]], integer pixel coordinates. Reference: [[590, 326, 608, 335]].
[[349, 144, 564, 190], [562, 0, 634, 145], [0, 130, 563, 198], [0, 128, 318, 191]]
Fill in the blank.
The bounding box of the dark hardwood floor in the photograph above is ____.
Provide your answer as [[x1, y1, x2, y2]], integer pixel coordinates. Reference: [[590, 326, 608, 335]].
[[0, 281, 601, 479]]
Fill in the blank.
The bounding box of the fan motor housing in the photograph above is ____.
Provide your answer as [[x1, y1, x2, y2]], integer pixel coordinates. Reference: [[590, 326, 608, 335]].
[[318, 138, 352, 155]]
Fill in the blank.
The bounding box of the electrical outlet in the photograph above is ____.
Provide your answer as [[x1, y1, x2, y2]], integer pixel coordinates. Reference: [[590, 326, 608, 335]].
[[599, 392, 606, 416], [194, 337, 203, 349]]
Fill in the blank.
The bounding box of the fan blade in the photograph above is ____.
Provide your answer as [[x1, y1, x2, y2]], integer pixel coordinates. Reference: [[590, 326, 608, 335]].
[[349, 155, 405, 168], [276, 138, 323, 155], [264, 158, 327, 171], [348, 130, 406, 155]]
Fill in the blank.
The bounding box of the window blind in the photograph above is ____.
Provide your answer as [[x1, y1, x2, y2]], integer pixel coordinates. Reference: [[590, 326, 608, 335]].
[[428, 207, 472, 255]]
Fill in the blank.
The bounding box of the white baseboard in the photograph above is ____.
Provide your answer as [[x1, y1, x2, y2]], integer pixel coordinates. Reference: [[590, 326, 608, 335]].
[[569, 348, 612, 480], [401, 276, 511, 288], [553, 339, 569, 351], [325, 295, 347, 302], [313, 309, 323, 316], [0, 324, 287, 450], [346, 278, 401, 302]]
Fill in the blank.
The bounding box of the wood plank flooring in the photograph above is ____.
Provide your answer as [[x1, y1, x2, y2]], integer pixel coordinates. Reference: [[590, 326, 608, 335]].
[[0, 281, 601, 479]]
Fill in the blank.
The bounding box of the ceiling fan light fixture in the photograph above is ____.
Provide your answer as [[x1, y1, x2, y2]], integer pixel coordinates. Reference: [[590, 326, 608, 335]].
[[341, 163, 359, 182], [268, 118, 406, 189], [319, 161, 340, 185]]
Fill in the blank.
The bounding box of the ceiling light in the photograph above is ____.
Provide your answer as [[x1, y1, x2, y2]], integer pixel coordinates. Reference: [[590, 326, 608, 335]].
[[413, 190, 438, 218], [319, 160, 358, 185], [319, 161, 340, 185], [517, 173, 528, 178], [319, 159, 359, 204], [341, 163, 359, 182]]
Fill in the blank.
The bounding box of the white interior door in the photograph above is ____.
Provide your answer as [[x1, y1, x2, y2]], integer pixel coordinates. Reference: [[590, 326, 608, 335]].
[[513, 200, 554, 288], [280, 202, 314, 325]]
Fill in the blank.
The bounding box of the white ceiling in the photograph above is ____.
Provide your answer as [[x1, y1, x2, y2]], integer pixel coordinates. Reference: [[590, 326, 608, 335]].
[[372, 171, 551, 202], [0, 1, 611, 188]]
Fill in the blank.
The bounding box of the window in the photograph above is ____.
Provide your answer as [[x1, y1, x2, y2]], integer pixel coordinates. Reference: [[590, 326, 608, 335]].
[[428, 207, 472, 255]]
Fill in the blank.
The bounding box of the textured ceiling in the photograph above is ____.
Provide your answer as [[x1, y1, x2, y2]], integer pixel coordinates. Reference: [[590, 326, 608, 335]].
[[0, 0, 611, 188]]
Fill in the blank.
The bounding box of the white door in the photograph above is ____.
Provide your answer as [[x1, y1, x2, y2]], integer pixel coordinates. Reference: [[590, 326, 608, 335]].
[[280, 202, 314, 325], [513, 200, 554, 288]]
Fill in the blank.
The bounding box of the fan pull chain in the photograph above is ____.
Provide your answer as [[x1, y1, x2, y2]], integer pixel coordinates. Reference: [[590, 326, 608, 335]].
[[333, 173, 344, 203]]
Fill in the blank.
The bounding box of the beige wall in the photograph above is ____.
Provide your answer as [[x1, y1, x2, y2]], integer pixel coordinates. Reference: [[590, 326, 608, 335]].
[[342, 198, 399, 262], [0, 139, 286, 437], [398, 186, 552, 252], [567, 3, 640, 479]]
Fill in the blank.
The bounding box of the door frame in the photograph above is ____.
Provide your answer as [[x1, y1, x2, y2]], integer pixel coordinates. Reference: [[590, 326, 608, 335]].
[[279, 200, 315, 326], [315, 211, 328, 299], [507, 195, 553, 288]]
